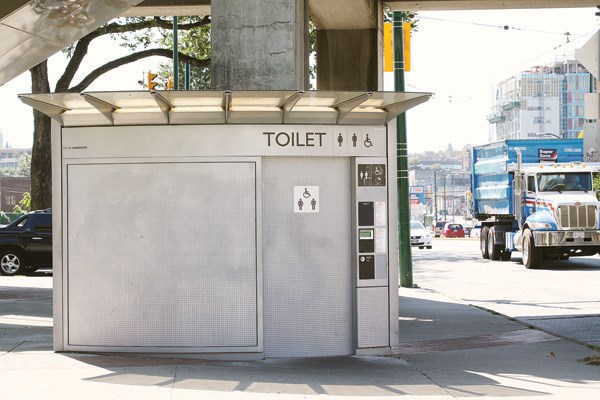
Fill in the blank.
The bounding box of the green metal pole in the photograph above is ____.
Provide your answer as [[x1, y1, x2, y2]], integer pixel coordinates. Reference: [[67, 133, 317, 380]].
[[173, 16, 179, 89], [393, 12, 413, 288], [185, 62, 190, 90]]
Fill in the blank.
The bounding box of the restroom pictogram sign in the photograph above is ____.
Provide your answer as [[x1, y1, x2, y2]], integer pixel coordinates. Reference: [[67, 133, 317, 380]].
[[294, 186, 319, 213]]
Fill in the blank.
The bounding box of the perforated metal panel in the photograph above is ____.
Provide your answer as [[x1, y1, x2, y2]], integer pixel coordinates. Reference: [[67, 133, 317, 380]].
[[357, 287, 389, 348], [66, 162, 258, 348], [263, 157, 353, 357]]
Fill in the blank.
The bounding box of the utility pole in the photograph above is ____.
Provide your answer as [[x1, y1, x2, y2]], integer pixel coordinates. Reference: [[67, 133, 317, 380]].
[[433, 170, 438, 224], [443, 172, 447, 219], [173, 16, 179, 89], [393, 12, 412, 288]]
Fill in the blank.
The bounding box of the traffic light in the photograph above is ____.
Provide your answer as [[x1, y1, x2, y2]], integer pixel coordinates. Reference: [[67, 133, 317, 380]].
[[147, 71, 158, 90], [383, 22, 393, 72], [403, 22, 411, 72], [167, 76, 174, 90]]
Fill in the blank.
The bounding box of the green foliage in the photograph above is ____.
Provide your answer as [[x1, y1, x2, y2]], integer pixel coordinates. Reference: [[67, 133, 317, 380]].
[[593, 172, 600, 200], [13, 192, 31, 214], [115, 17, 160, 51], [154, 17, 212, 90], [61, 16, 211, 90], [308, 17, 317, 89], [383, 6, 418, 30]]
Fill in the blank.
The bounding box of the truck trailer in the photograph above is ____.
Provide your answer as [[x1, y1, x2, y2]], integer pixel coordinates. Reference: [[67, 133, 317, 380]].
[[471, 139, 600, 269]]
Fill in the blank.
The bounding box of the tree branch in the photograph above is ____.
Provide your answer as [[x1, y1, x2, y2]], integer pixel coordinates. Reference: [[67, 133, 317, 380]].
[[55, 35, 94, 92], [97, 16, 211, 36], [68, 49, 210, 93], [56, 16, 211, 91]]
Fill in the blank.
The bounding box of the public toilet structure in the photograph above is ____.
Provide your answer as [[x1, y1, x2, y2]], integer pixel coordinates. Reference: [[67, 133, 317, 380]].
[[21, 90, 430, 359]]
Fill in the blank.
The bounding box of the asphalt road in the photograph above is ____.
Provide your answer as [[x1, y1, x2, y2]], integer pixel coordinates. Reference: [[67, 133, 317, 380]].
[[412, 237, 600, 347]]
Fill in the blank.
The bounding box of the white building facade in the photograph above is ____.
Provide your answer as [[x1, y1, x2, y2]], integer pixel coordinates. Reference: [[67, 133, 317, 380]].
[[488, 61, 593, 141]]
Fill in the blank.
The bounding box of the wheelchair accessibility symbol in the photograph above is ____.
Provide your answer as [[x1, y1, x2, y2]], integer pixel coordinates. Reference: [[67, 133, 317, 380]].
[[294, 186, 319, 213], [364, 134, 373, 148]]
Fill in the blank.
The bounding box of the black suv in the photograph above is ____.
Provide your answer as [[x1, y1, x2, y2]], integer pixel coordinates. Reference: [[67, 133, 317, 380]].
[[0, 209, 52, 276]]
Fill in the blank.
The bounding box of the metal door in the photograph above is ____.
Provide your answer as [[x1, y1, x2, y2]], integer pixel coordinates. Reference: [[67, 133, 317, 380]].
[[263, 157, 353, 357]]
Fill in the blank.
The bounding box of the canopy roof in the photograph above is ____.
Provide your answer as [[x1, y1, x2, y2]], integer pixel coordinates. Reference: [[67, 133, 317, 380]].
[[19, 90, 431, 127]]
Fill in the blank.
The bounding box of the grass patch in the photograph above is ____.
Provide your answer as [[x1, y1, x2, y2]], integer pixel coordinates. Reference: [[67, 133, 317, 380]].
[[583, 353, 600, 366]]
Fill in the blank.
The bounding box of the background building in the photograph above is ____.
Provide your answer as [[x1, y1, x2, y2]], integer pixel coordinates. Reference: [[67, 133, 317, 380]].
[[0, 176, 30, 212], [408, 146, 472, 224], [488, 60, 593, 141]]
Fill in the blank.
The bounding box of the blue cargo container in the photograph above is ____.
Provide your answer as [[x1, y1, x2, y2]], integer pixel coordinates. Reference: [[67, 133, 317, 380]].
[[471, 139, 584, 219]]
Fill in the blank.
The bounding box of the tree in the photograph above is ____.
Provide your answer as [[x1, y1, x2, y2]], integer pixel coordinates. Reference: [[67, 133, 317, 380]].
[[15, 153, 31, 177], [29, 17, 211, 209], [13, 192, 31, 214]]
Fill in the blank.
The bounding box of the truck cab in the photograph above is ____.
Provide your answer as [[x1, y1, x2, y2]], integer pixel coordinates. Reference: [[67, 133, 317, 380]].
[[523, 167, 595, 222], [513, 164, 600, 267]]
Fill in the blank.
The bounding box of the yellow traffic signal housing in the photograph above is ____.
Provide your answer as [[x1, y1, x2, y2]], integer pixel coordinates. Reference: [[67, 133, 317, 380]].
[[383, 22, 393, 72], [383, 22, 411, 72], [403, 22, 411, 72], [147, 71, 158, 90]]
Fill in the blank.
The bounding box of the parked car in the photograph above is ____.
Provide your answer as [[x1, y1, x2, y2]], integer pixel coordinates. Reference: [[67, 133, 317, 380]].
[[464, 225, 473, 236], [0, 209, 52, 276], [469, 224, 482, 238], [434, 221, 447, 238], [440, 223, 465, 238], [410, 221, 432, 249]]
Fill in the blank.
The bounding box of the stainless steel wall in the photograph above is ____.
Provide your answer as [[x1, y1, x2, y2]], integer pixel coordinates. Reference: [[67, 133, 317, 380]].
[[66, 162, 258, 349], [262, 157, 353, 357]]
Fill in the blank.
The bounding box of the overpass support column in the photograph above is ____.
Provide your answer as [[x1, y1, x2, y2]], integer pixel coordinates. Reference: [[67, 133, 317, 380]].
[[211, 0, 308, 90], [313, 0, 383, 90]]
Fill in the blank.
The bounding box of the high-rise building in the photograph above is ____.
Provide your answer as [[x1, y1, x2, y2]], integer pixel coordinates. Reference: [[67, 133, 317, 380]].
[[488, 60, 593, 141]]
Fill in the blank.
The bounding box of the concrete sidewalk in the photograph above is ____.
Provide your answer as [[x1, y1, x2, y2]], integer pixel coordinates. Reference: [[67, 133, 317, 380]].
[[1, 281, 599, 399]]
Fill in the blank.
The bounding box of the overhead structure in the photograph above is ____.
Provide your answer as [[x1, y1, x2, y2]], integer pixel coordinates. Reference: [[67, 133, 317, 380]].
[[0, 0, 143, 87], [1, 1, 597, 87]]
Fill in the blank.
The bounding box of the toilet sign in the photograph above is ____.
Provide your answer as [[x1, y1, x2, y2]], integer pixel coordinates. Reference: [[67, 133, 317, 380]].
[[294, 186, 319, 213]]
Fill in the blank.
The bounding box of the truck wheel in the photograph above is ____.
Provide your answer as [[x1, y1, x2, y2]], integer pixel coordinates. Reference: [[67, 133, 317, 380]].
[[0, 250, 24, 276], [501, 251, 512, 261], [522, 230, 541, 269], [480, 226, 490, 259], [488, 228, 502, 260]]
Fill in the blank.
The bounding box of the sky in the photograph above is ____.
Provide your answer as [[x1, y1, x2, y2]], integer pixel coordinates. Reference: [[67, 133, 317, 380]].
[[394, 6, 600, 154], [0, 7, 599, 150]]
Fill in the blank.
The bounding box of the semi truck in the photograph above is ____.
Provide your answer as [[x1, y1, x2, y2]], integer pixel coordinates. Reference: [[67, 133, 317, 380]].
[[471, 138, 600, 269]]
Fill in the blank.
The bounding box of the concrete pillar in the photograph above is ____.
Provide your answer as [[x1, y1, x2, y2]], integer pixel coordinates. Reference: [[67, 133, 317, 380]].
[[211, 0, 308, 90], [311, 0, 383, 91]]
